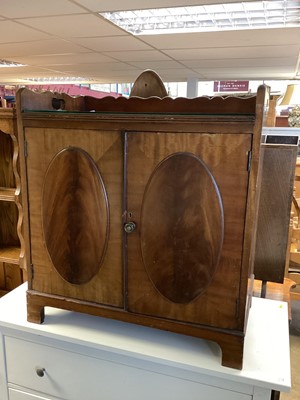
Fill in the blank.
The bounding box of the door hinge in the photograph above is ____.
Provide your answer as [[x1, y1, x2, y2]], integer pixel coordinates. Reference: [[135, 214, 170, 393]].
[[24, 140, 28, 158], [247, 150, 252, 172], [235, 298, 240, 319], [30, 263, 34, 280]]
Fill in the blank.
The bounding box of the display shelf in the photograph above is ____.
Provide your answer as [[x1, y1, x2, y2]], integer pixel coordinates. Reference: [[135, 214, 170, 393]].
[[0, 246, 21, 265], [0, 187, 17, 202], [0, 108, 25, 294]]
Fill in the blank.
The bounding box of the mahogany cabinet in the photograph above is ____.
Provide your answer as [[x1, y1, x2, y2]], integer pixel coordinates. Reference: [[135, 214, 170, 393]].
[[16, 85, 269, 370]]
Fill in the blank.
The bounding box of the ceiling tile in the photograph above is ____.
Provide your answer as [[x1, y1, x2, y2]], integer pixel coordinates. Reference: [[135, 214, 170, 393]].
[[196, 66, 296, 80], [164, 45, 300, 61], [53, 62, 139, 73], [141, 28, 300, 49], [73, 36, 152, 52], [0, 20, 50, 42], [103, 50, 172, 62], [128, 60, 185, 69], [0, 0, 86, 18], [12, 53, 115, 66], [0, 39, 90, 58], [182, 57, 298, 69], [18, 14, 125, 37], [75, 0, 241, 12], [156, 68, 201, 82]]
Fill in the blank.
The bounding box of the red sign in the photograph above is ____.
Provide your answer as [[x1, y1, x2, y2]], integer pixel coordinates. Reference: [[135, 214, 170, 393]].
[[214, 81, 249, 92]]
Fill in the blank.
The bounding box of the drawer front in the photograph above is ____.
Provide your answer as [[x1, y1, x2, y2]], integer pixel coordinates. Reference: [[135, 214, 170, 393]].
[[9, 388, 53, 400], [6, 336, 251, 400]]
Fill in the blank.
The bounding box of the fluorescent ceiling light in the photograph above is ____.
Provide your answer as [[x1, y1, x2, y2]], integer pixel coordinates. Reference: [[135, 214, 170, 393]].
[[23, 77, 92, 83], [100, 0, 300, 35], [0, 59, 26, 67]]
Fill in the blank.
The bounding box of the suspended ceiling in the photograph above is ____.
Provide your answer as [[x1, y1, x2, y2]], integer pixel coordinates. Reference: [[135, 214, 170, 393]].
[[0, 0, 299, 85]]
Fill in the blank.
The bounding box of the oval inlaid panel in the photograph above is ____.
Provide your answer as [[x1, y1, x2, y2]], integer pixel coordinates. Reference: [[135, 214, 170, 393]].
[[42, 147, 109, 284], [140, 152, 224, 304]]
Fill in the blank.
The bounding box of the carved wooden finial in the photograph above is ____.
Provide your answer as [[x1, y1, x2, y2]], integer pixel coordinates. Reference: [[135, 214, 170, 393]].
[[130, 69, 168, 98]]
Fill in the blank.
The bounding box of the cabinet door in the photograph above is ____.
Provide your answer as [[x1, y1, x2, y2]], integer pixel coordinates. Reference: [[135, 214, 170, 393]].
[[126, 131, 251, 329], [25, 127, 123, 307]]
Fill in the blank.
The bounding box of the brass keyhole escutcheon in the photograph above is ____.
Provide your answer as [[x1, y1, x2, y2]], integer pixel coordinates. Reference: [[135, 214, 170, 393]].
[[124, 221, 136, 233]]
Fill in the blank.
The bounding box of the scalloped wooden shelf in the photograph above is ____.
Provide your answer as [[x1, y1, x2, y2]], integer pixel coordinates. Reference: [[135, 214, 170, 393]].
[[0, 187, 17, 202], [0, 108, 25, 297], [0, 246, 21, 264]]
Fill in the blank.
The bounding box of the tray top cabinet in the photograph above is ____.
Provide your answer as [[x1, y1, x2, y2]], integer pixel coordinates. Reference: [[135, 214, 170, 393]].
[[16, 84, 269, 370]]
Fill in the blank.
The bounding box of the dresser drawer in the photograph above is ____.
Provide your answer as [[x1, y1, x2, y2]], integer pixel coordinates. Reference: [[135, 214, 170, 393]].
[[5, 336, 251, 400], [9, 388, 52, 400]]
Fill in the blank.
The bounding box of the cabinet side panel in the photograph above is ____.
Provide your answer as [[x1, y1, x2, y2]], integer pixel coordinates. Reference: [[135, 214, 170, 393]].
[[254, 144, 298, 283]]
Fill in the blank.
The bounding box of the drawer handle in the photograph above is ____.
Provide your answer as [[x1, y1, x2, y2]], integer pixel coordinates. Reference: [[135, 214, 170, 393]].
[[36, 367, 46, 377]]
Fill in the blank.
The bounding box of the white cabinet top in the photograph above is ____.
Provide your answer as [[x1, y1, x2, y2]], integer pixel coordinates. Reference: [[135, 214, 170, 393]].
[[0, 283, 291, 392], [262, 126, 300, 136]]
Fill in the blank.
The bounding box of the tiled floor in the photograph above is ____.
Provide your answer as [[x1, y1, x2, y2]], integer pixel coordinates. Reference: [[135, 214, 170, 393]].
[[281, 300, 300, 400]]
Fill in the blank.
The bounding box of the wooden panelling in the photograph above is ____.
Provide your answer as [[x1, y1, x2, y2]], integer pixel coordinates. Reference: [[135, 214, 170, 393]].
[[254, 144, 298, 283], [42, 147, 109, 285]]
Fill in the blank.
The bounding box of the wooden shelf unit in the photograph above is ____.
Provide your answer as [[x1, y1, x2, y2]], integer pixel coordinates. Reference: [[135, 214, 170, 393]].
[[0, 246, 22, 265], [0, 108, 26, 294], [0, 187, 18, 202]]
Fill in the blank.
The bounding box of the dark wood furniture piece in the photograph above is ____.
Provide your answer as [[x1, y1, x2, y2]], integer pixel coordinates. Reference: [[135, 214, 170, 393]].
[[287, 156, 300, 300], [254, 139, 298, 288], [16, 84, 269, 370], [0, 108, 25, 296], [275, 116, 289, 127], [253, 278, 296, 320]]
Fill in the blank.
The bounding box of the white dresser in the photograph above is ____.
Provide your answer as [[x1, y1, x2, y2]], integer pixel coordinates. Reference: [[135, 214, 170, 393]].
[[0, 284, 291, 400]]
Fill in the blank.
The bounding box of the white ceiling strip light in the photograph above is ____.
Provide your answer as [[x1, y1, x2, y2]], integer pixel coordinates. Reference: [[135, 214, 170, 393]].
[[23, 77, 92, 83], [100, 0, 300, 35], [0, 59, 26, 68]]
